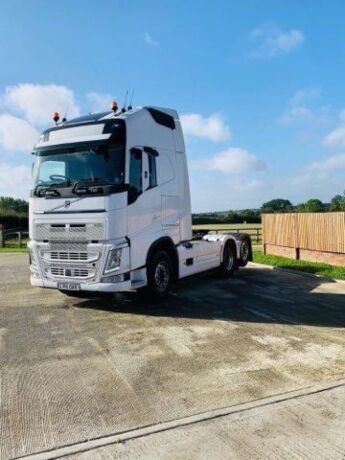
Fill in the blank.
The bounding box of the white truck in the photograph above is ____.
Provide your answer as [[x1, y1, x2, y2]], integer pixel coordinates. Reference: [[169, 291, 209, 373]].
[[28, 105, 252, 299]]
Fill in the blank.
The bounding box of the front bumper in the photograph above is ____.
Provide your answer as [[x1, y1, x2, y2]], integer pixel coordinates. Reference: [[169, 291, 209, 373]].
[[28, 238, 133, 292], [30, 276, 133, 292]]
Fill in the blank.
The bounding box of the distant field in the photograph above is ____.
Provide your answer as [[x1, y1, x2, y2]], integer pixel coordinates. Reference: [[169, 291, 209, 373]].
[[193, 223, 262, 230], [193, 223, 262, 242]]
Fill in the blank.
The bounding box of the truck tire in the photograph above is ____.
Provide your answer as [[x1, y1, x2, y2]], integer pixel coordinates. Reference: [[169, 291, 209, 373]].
[[219, 241, 237, 277], [145, 250, 173, 300], [238, 237, 251, 267]]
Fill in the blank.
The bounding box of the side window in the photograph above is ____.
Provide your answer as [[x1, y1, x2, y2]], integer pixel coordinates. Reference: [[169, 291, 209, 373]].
[[148, 154, 157, 188], [128, 148, 142, 204]]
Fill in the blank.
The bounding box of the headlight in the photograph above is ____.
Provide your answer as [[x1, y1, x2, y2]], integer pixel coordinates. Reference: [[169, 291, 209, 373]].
[[104, 248, 122, 273]]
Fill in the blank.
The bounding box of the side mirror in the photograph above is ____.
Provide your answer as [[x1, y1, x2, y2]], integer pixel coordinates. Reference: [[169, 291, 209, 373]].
[[130, 147, 142, 160]]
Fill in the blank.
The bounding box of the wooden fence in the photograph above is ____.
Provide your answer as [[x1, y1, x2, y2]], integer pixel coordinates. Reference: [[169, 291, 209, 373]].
[[0, 226, 29, 248], [262, 212, 345, 266]]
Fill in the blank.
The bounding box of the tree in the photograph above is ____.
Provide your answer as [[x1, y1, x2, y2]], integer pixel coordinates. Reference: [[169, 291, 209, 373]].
[[0, 196, 28, 213], [301, 198, 325, 213], [330, 192, 345, 211], [260, 198, 293, 214]]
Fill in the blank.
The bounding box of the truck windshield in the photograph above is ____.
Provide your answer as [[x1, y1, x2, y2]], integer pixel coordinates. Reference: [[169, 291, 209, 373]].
[[32, 144, 125, 188]]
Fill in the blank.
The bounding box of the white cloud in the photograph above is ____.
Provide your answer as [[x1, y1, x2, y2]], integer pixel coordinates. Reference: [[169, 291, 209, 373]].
[[144, 32, 159, 47], [0, 162, 31, 198], [86, 92, 113, 113], [279, 107, 314, 125], [191, 147, 267, 174], [230, 179, 265, 192], [290, 87, 320, 106], [180, 113, 231, 143], [4, 83, 80, 126], [250, 24, 304, 59], [309, 153, 345, 171], [323, 111, 345, 148], [278, 87, 328, 125], [0, 114, 39, 151]]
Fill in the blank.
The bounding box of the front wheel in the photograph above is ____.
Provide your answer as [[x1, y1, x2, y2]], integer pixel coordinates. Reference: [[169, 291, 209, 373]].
[[145, 250, 173, 300], [219, 242, 237, 277]]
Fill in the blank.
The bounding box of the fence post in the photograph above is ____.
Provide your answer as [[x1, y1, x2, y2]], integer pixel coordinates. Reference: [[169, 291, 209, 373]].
[[262, 215, 266, 253], [0, 225, 4, 248], [256, 228, 259, 243], [18, 231, 22, 248], [293, 214, 299, 260]]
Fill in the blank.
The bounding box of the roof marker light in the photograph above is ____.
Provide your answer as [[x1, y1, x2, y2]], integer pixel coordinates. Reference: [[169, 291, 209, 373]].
[[111, 101, 118, 114], [53, 112, 60, 125]]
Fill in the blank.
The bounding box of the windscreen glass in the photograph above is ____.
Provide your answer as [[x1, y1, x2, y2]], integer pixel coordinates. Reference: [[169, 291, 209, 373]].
[[32, 144, 125, 187]]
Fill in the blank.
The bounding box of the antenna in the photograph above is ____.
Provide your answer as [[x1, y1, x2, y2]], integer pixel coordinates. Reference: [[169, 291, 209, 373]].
[[62, 103, 69, 123], [128, 89, 134, 110], [122, 89, 128, 113]]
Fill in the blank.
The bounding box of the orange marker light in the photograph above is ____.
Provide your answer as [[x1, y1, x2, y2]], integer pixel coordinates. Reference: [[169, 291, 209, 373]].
[[111, 101, 118, 113], [53, 112, 60, 125]]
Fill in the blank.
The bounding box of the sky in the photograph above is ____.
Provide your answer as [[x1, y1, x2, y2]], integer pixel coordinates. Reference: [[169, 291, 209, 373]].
[[0, 0, 345, 212]]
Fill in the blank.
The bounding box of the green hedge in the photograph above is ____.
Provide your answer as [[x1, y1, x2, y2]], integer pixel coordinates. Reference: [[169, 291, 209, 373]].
[[0, 211, 28, 230]]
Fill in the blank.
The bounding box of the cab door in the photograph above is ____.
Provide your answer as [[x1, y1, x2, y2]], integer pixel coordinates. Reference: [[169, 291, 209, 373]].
[[127, 147, 162, 269]]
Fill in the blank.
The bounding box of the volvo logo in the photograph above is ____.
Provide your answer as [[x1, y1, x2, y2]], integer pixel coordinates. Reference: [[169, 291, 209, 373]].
[[64, 200, 71, 208]]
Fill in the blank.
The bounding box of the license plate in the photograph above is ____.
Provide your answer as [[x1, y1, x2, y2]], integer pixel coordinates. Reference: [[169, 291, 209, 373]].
[[57, 282, 81, 291]]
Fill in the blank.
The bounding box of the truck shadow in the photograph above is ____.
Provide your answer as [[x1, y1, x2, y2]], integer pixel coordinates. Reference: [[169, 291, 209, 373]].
[[73, 266, 345, 329]]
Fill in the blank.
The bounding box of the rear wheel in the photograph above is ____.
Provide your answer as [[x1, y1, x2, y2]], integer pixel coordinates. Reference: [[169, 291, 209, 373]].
[[219, 242, 237, 277], [145, 250, 173, 300], [239, 238, 251, 267]]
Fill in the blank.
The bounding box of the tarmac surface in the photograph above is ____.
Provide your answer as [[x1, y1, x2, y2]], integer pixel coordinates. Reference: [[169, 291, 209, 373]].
[[0, 254, 344, 459]]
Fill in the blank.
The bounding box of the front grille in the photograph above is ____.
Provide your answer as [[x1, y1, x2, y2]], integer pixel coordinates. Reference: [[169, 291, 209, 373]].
[[34, 222, 105, 242], [48, 267, 94, 278], [40, 250, 98, 263], [50, 252, 88, 261], [36, 241, 103, 282]]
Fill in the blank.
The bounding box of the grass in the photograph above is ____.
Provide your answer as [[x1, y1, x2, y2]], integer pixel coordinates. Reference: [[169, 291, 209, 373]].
[[253, 251, 345, 281], [0, 246, 28, 253]]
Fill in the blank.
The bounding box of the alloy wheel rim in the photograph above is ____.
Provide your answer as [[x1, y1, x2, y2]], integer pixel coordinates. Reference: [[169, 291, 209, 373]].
[[154, 261, 170, 292], [225, 250, 234, 270]]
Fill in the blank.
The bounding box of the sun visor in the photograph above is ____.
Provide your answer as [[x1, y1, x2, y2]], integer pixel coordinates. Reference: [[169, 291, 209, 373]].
[[35, 124, 111, 149], [49, 124, 105, 142]]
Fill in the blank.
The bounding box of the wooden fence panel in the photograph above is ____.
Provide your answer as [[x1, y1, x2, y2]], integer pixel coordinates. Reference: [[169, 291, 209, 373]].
[[262, 213, 296, 247], [263, 212, 345, 255]]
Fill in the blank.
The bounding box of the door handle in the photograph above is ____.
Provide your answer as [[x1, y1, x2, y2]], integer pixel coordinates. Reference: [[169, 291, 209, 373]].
[[152, 214, 160, 221]]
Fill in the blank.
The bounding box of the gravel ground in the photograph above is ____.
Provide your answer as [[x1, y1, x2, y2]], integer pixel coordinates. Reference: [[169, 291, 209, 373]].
[[0, 254, 344, 459]]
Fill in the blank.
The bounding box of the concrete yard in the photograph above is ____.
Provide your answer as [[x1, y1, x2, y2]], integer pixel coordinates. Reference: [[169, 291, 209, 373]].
[[0, 254, 344, 459]]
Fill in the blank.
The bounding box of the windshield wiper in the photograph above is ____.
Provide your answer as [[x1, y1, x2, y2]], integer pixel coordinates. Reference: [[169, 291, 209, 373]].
[[34, 185, 61, 197], [34, 179, 71, 195], [72, 179, 106, 195]]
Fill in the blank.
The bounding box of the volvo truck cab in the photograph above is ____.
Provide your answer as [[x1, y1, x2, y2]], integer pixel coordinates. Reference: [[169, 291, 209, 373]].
[[28, 105, 252, 299]]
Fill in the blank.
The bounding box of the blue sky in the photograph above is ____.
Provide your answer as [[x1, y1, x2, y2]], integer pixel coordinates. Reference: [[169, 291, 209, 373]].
[[0, 0, 345, 211]]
